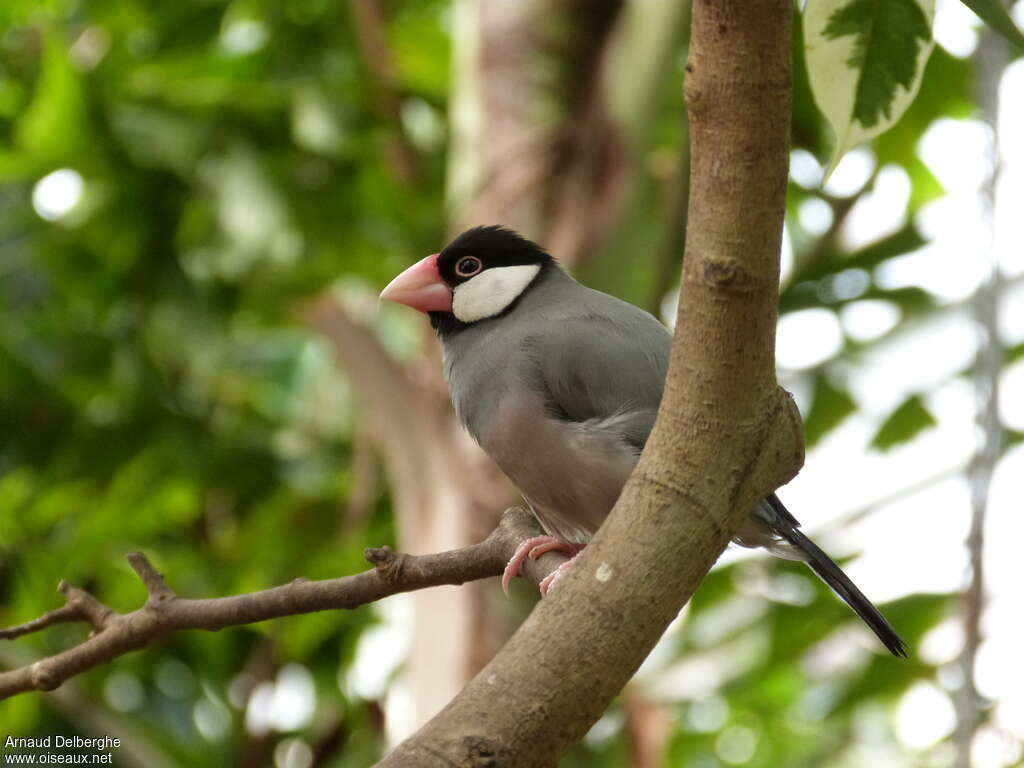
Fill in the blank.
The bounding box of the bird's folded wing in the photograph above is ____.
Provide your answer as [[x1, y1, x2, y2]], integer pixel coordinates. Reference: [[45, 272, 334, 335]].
[[525, 310, 671, 448]]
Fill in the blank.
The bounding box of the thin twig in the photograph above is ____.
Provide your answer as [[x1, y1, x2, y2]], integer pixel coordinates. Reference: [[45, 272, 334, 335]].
[[0, 603, 85, 641], [126, 552, 175, 601], [0, 507, 558, 700]]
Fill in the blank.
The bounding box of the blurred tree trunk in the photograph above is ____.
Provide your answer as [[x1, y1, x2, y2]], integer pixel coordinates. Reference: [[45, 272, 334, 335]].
[[955, 27, 1007, 768], [317, 0, 639, 735], [447, 0, 628, 266], [406, 0, 636, 731]]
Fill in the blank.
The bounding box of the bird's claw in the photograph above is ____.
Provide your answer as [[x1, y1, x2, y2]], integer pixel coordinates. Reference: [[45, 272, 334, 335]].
[[502, 536, 584, 596], [538, 559, 576, 596]]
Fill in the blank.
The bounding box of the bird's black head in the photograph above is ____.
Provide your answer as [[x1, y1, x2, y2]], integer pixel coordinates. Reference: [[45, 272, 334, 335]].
[[436, 226, 553, 288], [430, 226, 555, 335]]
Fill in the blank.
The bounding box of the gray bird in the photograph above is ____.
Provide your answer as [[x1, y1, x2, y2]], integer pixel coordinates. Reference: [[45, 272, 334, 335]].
[[380, 225, 906, 657]]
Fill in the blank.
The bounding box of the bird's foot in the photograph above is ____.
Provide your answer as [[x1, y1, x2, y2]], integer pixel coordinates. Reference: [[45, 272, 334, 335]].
[[502, 536, 584, 596], [537, 555, 581, 596]]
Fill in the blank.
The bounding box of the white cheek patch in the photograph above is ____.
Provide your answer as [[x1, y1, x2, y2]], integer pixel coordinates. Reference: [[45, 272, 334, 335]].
[[452, 264, 541, 323]]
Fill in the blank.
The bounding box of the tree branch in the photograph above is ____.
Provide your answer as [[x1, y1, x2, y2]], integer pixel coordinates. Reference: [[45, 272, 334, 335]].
[[0, 508, 557, 700]]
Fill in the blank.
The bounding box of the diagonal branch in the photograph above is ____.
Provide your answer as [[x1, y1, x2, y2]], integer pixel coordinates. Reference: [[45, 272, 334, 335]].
[[0, 507, 559, 700]]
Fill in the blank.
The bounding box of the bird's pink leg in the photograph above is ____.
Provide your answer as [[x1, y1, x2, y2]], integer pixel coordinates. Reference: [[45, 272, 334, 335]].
[[502, 536, 584, 595]]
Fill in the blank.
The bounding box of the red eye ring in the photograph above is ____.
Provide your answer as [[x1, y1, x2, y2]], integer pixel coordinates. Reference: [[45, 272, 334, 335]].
[[454, 255, 482, 277]]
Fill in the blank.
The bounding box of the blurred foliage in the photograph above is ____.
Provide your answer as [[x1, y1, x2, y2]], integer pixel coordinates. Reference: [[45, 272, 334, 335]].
[[0, 0, 1003, 766], [0, 0, 452, 763]]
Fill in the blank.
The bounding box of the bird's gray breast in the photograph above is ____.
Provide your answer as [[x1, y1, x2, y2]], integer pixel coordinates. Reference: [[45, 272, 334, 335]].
[[440, 274, 664, 542]]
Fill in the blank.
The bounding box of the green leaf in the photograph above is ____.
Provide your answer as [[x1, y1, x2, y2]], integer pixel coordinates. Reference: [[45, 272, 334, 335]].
[[804, 375, 858, 447], [14, 31, 91, 165], [870, 394, 936, 450], [0, 78, 26, 118], [805, 0, 935, 174], [960, 0, 1024, 50]]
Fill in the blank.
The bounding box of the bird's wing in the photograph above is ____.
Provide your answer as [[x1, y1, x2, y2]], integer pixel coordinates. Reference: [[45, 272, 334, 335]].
[[525, 301, 671, 448]]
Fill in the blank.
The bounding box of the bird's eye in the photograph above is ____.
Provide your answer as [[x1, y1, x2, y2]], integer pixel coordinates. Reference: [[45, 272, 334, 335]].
[[454, 256, 483, 277]]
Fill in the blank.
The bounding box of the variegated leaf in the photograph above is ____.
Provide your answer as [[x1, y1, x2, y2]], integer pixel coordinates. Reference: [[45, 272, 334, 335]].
[[805, 0, 936, 176]]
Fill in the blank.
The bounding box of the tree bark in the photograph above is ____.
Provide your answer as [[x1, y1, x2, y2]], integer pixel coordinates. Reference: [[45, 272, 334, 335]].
[[378, 1, 801, 765]]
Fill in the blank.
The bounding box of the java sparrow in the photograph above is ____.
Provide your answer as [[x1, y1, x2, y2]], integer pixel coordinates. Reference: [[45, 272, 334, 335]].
[[380, 225, 906, 657]]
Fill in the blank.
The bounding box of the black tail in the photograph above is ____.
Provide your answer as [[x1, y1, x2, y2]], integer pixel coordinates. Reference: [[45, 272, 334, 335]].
[[764, 495, 908, 658]]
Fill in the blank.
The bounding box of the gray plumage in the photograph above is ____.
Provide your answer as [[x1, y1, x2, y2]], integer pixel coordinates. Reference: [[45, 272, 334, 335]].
[[444, 266, 665, 542]]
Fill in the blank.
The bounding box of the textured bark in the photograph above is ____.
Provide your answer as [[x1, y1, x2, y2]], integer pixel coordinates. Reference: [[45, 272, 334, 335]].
[[378, 2, 801, 765]]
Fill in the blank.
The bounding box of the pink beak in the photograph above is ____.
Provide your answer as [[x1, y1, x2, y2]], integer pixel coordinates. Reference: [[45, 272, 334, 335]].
[[379, 253, 453, 313]]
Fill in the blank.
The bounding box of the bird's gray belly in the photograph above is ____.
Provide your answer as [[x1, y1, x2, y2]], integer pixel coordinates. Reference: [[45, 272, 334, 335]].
[[476, 392, 640, 544]]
